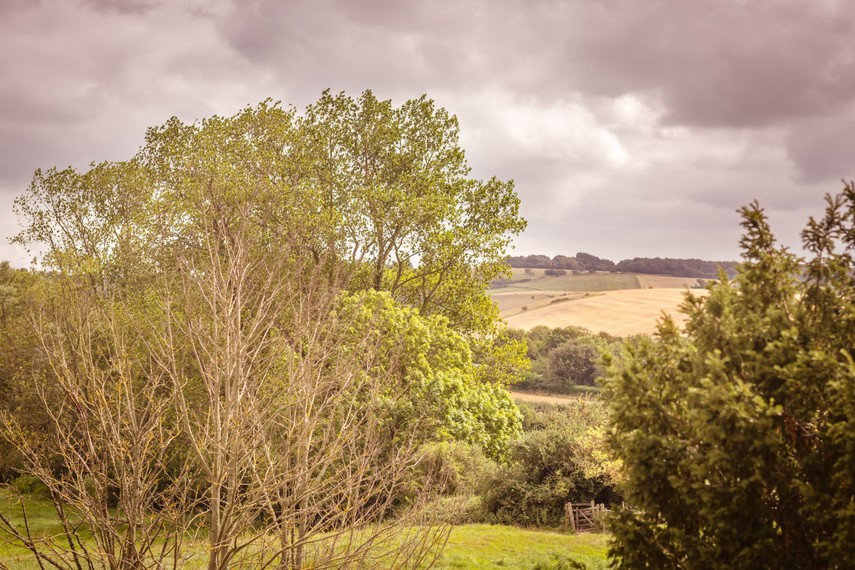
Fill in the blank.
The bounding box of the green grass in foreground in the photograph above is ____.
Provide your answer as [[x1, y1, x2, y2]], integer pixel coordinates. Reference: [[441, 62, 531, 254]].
[[0, 491, 610, 569], [434, 525, 609, 569]]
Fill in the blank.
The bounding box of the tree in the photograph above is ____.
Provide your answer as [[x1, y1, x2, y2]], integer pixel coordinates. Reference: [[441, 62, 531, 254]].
[[3, 92, 524, 568], [574, 252, 615, 272], [1, 275, 195, 569], [297, 90, 526, 335], [481, 401, 620, 527], [0, 263, 41, 481], [604, 184, 855, 569], [546, 340, 601, 390]]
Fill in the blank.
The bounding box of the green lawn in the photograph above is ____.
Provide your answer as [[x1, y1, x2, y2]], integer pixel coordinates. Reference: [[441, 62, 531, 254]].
[[0, 491, 610, 569], [434, 525, 609, 569]]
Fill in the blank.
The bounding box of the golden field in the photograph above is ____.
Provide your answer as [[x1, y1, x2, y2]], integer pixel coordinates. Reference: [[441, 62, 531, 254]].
[[497, 287, 707, 336]]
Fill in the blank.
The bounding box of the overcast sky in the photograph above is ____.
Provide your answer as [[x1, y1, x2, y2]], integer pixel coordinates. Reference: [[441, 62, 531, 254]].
[[2, 0, 854, 266]]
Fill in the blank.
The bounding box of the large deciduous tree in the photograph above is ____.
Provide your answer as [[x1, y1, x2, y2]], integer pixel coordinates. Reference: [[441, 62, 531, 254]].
[[605, 183, 855, 569], [2, 91, 524, 569]]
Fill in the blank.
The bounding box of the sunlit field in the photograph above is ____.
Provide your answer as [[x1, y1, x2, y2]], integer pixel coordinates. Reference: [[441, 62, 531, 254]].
[[499, 288, 706, 336]]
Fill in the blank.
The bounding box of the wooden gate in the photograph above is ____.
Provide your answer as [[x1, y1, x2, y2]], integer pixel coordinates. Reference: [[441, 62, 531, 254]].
[[564, 501, 607, 533]]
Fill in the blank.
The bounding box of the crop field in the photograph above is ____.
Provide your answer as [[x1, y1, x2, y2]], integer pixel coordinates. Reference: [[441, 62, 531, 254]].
[[510, 390, 600, 405], [502, 288, 707, 336], [492, 291, 592, 316], [491, 270, 709, 335]]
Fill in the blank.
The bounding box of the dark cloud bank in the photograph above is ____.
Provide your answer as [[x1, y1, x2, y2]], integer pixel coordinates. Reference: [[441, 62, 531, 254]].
[[2, 0, 854, 265]]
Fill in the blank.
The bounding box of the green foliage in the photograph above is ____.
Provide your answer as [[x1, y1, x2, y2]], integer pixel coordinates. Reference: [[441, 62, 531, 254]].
[[9, 91, 525, 447], [605, 184, 855, 569], [516, 327, 622, 393], [4, 91, 525, 567], [546, 341, 601, 389], [481, 401, 620, 527], [0, 264, 44, 482], [338, 291, 522, 458]]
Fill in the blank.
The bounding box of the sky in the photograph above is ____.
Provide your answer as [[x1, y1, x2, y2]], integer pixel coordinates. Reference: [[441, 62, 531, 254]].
[[1, 0, 854, 266]]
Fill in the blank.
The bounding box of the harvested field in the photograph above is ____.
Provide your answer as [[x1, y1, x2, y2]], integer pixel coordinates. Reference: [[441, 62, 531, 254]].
[[503, 288, 707, 336], [492, 291, 588, 316]]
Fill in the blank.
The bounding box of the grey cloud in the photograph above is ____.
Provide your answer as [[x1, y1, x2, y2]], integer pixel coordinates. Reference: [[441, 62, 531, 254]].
[[219, 0, 855, 128], [0, 0, 40, 15], [80, 0, 160, 15], [562, 0, 855, 127], [786, 117, 855, 183], [2, 0, 853, 266], [517, 195, 746, 262]]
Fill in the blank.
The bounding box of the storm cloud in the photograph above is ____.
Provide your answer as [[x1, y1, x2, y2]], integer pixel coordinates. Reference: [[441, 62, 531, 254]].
[[2, 0, 854, 264]]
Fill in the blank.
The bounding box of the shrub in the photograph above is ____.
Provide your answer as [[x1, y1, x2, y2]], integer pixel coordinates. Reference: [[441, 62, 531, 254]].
[[546, 341, 601, 390], [480, 402, 620, 527]]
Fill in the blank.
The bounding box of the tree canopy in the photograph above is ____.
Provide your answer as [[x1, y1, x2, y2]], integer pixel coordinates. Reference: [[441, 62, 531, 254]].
[[2, 91, 526, 568], [605, 183, 855, 569]]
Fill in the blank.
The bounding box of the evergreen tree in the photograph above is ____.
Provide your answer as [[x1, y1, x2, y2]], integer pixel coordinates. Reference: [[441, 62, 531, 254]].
[[605, 184, 855, 569]]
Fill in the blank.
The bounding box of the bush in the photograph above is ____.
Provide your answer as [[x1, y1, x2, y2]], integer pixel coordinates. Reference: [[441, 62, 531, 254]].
[[10, 475, 50, 499], [546, 341, 601, 390], [480, 402, 620, 527]]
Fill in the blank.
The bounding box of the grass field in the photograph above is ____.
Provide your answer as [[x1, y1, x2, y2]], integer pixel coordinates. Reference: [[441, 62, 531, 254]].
[[495, 271, 640, 293], [434, 525, 609, 569], [635, 274, 702, 288], [0, 491, 609, 569]]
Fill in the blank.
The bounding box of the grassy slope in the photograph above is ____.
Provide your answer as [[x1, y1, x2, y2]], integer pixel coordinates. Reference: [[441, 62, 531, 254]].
[[490, 271, 705, 336], [494, 271, 640, 294]]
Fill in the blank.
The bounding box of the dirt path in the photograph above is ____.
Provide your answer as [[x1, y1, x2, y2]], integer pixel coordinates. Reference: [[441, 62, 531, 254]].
[[510, 391, 591, 405]]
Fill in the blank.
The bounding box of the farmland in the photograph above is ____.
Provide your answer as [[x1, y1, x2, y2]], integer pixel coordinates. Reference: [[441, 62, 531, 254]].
[[491, 271, 707, 336]]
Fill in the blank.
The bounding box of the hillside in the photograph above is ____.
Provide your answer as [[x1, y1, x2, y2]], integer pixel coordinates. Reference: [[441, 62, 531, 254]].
[[490, 270, 706, 336], [500, 288, 705, 336]]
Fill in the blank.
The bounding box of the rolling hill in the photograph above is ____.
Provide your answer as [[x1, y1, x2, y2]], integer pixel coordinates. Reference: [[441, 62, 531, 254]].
[[490, 271, 707, 336]]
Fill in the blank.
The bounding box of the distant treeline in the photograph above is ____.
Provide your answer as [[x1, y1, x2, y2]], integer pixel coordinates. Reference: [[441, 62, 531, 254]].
[[507, 253, 738, 278]]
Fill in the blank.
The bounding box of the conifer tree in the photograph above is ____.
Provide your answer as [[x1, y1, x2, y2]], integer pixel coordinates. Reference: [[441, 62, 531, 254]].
[[606, 183, 855, 569]]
